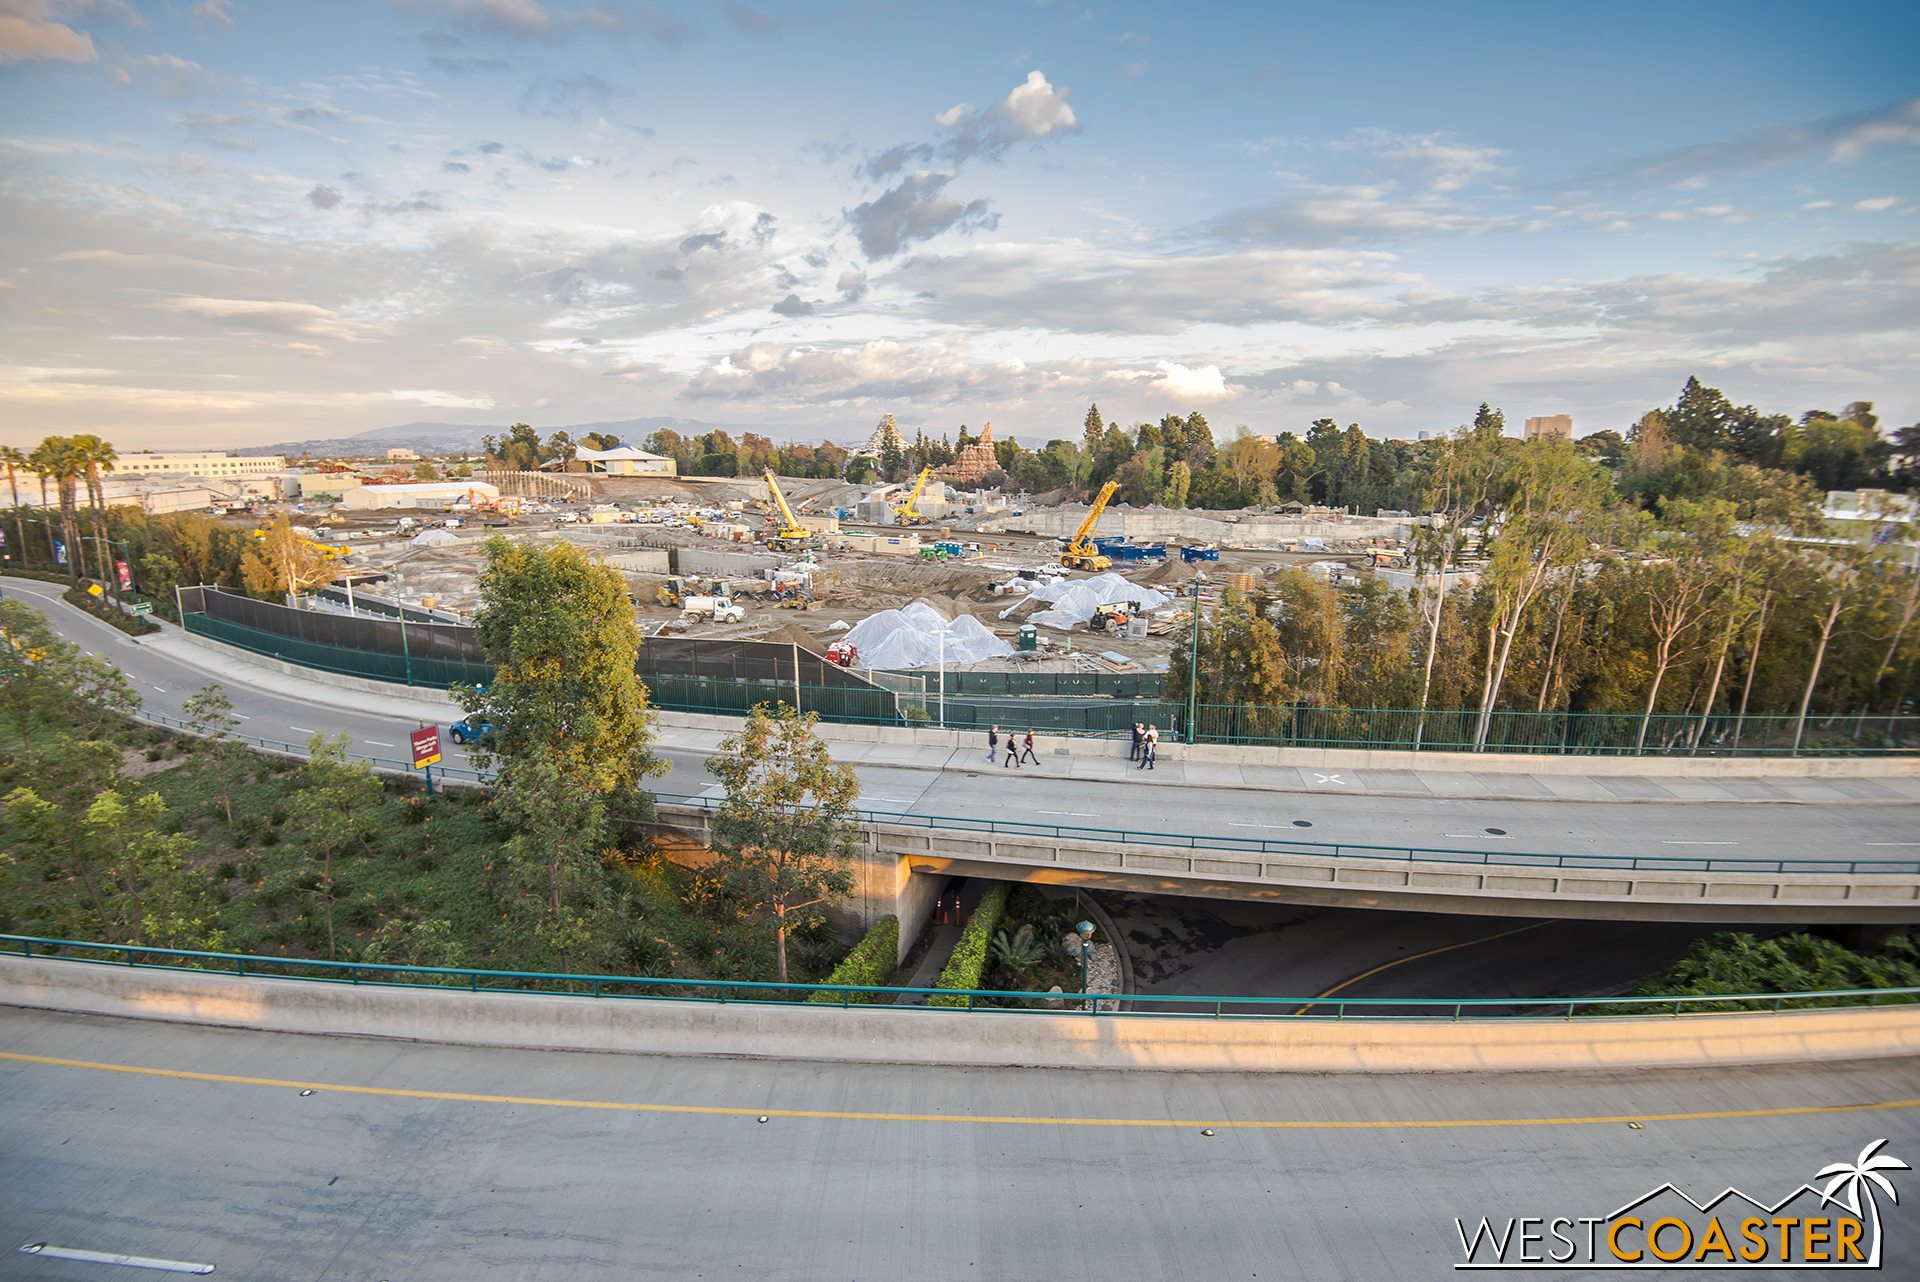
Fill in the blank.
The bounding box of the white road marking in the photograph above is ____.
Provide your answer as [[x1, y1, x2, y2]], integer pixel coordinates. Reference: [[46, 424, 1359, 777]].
[[1445, 833, 1514, 840], [15, 1242, 214, 1273], [151, 685, 166, 692], [860, 797, 914, 804], [365, 740, 394, 747], [289, 726, 317, 734], [1863, 842, 1920, 847], [1661, 840, 1739, 846], [1229, 822, 1295, 830], [1037, 810, 1098, 817], [1312, 773, 1346, 785]]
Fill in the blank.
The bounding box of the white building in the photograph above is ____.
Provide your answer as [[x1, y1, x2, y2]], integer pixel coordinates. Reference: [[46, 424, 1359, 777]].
[[115, 451, 286, 480], [340, 480, 499, 510], [574, 444, 677, 476]]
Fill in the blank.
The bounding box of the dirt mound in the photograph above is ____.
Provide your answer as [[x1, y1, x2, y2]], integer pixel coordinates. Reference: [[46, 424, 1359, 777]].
[[757, 622, 828, 653]]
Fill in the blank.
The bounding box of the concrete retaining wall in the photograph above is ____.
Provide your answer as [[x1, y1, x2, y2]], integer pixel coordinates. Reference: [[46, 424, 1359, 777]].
[[6, 956, 1916, 1073], [979, 509, 1412, 543]]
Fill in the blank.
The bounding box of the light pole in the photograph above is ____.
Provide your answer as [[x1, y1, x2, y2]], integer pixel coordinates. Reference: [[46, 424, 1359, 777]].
[[1076, 919, 1095, 1011]]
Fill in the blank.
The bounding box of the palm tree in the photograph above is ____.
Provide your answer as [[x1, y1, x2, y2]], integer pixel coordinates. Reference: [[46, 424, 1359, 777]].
[[0, 445, 26, 570], [29, 438, 83, 586], [26, 439, 58, 566], [72, 435, 117, 597], [1817, 1138, 1909, 1265]]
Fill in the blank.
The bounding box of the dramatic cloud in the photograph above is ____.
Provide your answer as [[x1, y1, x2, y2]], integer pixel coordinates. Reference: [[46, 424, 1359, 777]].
[[938, 69, 1080, 164], [154, 296, 388, 342], [306, 184, 343, 207], [0, 0, 97, 63], [847, 169, 996, 259], [1144, 360, 1232, 402]]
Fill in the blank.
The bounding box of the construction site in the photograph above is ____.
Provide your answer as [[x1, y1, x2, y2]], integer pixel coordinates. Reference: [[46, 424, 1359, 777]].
[[269, 467, 1422, 680]]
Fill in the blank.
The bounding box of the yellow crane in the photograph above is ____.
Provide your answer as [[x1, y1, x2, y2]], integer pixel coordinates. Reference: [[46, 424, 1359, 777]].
[[892, 466, 934, 526], [761, 469, 813, 551], [1061, 480, 1119, 571]]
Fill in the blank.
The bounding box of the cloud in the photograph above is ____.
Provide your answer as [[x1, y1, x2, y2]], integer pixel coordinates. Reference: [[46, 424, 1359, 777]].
[[836, 268, 866, 301], [0, 0, 97, 62], [192, 0, 238, 27], [847, 169, 996, 259], [1852, 196, 1897, 211], [1146, 360, 1232, 402], [441, 160, 470, 173], [391, 0, 692, 46], [454, 334, 512, 356], [52, 248, 260, 274], [518, 72, 612, 115], [724, 1, 773, 34], [770, 293, 812, 316], [390, 388, 494, 407], [678, 231, 726, 254], [1567, 95, 1920, 192], [154, 296, 387, 342], [429, 54, 510, 72], [1114, 60, 1147, 80], [939, 69, 1081, 164], [307, 184, 343, 207], [1247, 64, 1277, 87]]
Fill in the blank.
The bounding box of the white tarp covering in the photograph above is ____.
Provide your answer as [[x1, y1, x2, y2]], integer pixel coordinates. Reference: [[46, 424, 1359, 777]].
[[842, 601, 1013, 669], [410, 528, 459, 546], [1007, 571, 1173, 630]]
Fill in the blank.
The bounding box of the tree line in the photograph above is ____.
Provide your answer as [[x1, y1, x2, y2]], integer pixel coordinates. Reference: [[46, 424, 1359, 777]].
[[1172, 408, 1919, 743]]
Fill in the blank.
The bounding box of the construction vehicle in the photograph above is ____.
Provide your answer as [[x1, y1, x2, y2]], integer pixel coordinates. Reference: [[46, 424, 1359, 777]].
[[655, 576, 698, 608], [1088, 599, 1142, 633], [761, 469, 814, 551], [825, 640, 859, 667], [1060, 480, 1119, 572], [681, 580, 746, 624], [892, 467, 934, 526]]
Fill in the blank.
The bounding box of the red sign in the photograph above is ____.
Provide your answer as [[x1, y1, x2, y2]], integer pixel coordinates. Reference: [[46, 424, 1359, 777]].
[[411, 726, 442, 768], [116, 560, 132, 591]]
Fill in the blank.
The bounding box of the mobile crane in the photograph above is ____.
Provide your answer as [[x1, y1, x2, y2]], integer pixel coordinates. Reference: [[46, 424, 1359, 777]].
[[892, 467, 934, 526], [761, 469, 813, 551], [1060, 480, 1119, 572]]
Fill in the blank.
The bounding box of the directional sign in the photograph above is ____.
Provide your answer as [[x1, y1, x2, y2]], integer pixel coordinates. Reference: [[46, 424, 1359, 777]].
[[411, 726, 442, 768]]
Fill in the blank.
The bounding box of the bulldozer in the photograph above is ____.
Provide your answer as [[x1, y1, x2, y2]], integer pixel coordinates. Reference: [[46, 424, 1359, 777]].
[[1061, 480, 1119, 572]]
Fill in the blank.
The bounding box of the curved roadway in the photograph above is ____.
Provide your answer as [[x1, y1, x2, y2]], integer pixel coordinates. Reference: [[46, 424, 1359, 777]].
[[2, 1005, 1917, 1278]]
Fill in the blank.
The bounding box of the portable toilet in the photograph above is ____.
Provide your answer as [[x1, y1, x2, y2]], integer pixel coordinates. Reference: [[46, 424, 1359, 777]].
[[1018, 624, 1038, 652]]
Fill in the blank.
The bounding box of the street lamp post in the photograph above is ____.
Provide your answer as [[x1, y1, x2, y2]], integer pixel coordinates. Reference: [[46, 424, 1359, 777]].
[[1075, 919, 1095, 1012]]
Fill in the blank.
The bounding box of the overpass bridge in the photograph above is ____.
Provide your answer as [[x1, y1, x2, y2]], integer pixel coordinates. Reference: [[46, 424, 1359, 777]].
[[643, 797, 1920, 959]]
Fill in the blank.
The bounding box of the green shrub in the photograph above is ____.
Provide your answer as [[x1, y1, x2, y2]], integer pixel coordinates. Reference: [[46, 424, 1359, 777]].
[[807, 915, 900, 1004], [929, 883, 1009, 1007], [1593, 931, 1920, 1015]]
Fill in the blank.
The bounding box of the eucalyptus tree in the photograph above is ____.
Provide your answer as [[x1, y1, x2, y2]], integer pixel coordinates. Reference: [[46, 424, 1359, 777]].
[[1408, 425, 1506, 748]]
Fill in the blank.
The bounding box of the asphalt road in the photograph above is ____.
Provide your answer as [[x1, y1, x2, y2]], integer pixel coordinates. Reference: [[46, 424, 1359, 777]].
[[3, 1006, 1917, 1280], [9, 577, 1916, 872], [1091, 892, 1785, 1012]]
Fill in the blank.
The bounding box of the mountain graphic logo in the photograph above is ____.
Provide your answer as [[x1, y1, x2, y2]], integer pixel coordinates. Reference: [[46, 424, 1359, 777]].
[[1455, 1139, 1909, 1269]]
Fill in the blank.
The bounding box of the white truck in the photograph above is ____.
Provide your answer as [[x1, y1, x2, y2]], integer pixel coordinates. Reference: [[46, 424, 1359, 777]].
[[681, 583, 746, 624]]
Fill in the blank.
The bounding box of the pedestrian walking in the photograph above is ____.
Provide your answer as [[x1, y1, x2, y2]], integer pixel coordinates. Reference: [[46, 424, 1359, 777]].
[[1005, 725, 1021, 767], [1138, 725, 1157, 771], [987, 725, 999, 763], [1019, 728, 1039, 765], [1129, 722, 1143, 761]]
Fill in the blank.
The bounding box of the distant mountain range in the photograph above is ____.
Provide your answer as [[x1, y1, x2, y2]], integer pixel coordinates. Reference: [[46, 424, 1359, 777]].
[[236, 417, 794, 458]]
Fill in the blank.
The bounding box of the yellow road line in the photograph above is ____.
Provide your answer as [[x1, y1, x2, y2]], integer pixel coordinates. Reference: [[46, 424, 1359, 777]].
[[3, 1050, 1916, 1131], [1300, 919, 1559, 1012]]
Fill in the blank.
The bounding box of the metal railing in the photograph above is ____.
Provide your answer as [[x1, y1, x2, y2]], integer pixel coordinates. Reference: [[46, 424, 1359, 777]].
[[134, 709, 488, 788], [648, 792, 1920, 877], [7, 936, 1915, 1021]]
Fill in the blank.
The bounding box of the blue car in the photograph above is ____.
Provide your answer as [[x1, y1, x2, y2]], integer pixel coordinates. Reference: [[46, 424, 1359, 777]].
[[448, 718, 493, 745]]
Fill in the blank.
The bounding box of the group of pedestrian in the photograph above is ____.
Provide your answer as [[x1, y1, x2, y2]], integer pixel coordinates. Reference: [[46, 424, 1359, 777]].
[[1129, 722, 1158, 770], [987, 725, 1039, 767]]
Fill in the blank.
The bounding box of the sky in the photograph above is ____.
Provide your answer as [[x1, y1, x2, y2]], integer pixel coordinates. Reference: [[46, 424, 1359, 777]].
[[2, 0, 1917, 453]]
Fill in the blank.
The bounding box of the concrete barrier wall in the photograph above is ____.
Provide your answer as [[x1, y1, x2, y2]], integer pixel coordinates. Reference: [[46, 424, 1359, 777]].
[[7, 956, 1917, 1074]]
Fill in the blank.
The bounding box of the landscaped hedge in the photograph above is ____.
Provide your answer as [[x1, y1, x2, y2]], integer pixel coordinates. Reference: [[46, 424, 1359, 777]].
[[62, 586, 159, 636], [806, 914, 900, 1004], [928, 882, 1010, 1007]]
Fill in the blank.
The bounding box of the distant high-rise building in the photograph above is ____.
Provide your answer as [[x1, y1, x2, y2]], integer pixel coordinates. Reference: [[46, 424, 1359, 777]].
[[1417, 431, 1432, 441], [1525, 414, 1572, 442]]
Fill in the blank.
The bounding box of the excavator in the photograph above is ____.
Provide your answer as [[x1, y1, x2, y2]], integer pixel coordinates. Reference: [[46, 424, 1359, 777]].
[[892, 467, 934, 526], [761, 469, 813, 551], [1061, 480, 1119, 572]]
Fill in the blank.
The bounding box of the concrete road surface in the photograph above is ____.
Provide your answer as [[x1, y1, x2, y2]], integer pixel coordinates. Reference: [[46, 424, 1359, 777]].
[[3, 1007, 1917, 1280]]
